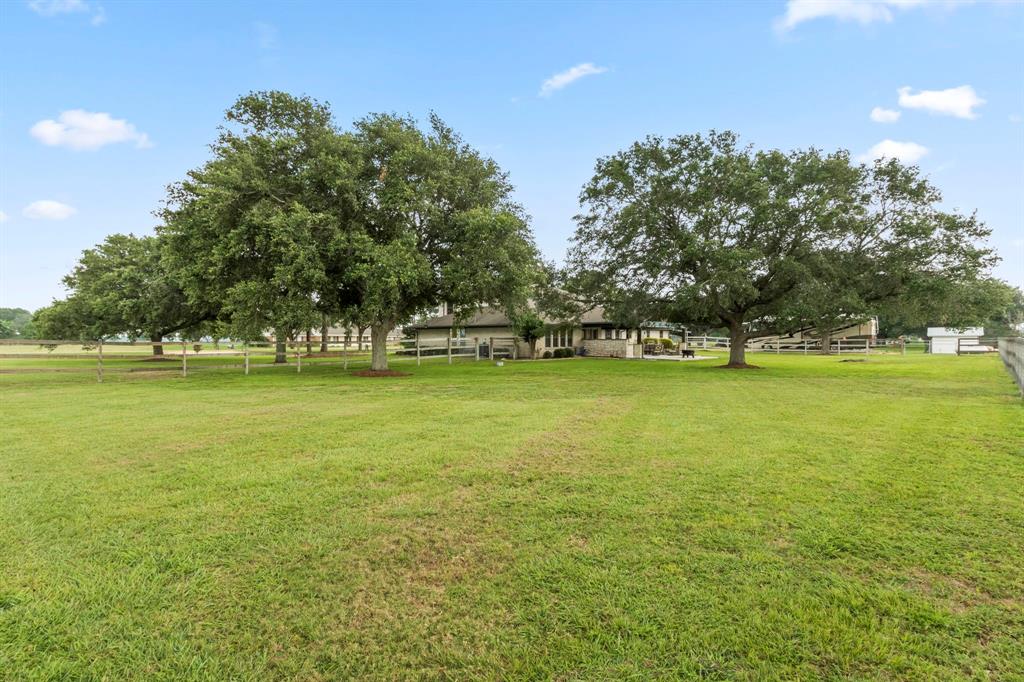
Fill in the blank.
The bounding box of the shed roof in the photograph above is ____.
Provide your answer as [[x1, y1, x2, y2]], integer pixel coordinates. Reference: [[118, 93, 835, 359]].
[[926, 327, 984, 338]]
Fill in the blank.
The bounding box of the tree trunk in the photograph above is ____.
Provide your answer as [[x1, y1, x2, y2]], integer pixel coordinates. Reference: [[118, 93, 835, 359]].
[[151, 333, 164, 356], [529, 339, 538, 359], [357, 325, 367, 352], [306, 328, 312, 354], [726, 321, 748, 367], [320, 317, 329, 353], [275, 337, 287, 364], [819, 327, 832, 355], [370, 323, 389, 371]]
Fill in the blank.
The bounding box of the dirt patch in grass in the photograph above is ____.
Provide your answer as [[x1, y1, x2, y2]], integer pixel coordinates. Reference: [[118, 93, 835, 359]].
[[352, 369, 411, 378], [839, 359, 867, 363], [716, 363, 763, 369]]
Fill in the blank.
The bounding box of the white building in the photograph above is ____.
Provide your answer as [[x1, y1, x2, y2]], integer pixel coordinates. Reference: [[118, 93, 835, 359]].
[[926, 327, 987, 354]]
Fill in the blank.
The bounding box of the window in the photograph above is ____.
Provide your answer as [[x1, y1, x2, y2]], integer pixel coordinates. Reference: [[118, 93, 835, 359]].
[[604, 328, 612, 340], [547, 328, 572, 347], [659, 330, 665, 338]]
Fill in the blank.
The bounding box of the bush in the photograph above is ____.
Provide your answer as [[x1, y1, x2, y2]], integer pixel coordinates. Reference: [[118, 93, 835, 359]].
[[552, 348, 565, 358], [542, 350, 553, 359], [643, 337, 675, 349], [566, 347, 575, 357]]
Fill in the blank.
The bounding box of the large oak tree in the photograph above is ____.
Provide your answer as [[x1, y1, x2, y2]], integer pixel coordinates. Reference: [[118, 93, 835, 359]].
[[32, 233, 209, 353], [329, 113, 540, 371], [160, 92, 354, 362], [568, 131, 997, 366], [568, 131, 860, 366]]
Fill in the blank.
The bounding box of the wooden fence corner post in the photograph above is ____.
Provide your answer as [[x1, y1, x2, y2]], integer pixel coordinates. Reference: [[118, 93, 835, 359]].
[[97, 339, 103, 383], [474, 337, 480, 361], [182, 341, 187, 377], [244, 345, 250, 375], [447, 336, 452, 365], [343, 338, 349, 370], [296, 343, 301, 373], [489, 337, 494, 360], [415, 333, 421, 366]]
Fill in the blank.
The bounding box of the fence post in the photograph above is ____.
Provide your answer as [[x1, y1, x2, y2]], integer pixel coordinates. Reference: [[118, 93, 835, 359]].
[[447, 336, 452, 365], [296, 343, 301, 373], [489, 337, 494, 360], [902, 339, 906, 356], [97, 339, 103, 383], [415, 333, 421, 367], [803, 340, 808, 355], [776, 336, 781, 354], [343, 338, 349, 370], [474, 337, 480, 361], [182, 341, 187, 377], [865, 339, 870, 356], [244, 345, 250, 375], [837, 339, 842, 356], [513, 338, 518, 360]]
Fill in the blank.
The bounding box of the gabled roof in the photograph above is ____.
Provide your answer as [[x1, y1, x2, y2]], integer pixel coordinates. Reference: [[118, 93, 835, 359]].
[[413, 305, 682, 330]]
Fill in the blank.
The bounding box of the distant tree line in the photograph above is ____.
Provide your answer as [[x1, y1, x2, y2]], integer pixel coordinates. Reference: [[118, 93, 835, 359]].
[[29, 95, 1018, 370]]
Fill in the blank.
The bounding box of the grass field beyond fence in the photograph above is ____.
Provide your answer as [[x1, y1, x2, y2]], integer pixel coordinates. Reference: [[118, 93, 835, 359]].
[[1, 354, 1022, 679]]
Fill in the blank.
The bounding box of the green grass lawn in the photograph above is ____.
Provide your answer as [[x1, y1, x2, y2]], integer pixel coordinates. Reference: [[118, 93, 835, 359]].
[[1, 354, 1021, 680]]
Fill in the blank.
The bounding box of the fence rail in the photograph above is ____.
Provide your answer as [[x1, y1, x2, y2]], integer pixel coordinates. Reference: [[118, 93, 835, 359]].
[[399, 336, 520, 364], [0, 338, 402, 382], [0, 336, 521, 381], [999, 337, 1024, 397], [685, 336, 877, 355]]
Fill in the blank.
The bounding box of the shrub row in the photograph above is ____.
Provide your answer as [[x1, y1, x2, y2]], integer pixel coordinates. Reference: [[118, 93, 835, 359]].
[[542, 348, 576, 359]]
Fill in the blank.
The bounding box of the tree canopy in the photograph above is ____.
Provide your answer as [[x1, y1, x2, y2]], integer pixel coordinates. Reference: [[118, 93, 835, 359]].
[[567, 130, 999, 366], [31, 233, 209, 352], [161, 92, 541, 370]]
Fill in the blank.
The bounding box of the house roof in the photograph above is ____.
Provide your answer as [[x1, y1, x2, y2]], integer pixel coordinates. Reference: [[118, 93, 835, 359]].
[[413, 305, 683, 330]]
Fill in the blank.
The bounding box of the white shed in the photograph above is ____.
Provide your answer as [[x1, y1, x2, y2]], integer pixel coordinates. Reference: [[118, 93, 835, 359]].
[[926, 327, 985, 355]]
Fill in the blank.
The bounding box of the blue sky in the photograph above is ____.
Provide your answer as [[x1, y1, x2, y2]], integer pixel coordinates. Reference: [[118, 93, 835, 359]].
[[1, 0, 1022, 310]]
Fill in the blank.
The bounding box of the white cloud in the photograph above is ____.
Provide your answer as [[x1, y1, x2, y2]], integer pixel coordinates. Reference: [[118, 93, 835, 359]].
[[30, 110, 151, 150], [28, 0, 106, 25], [539, 63, 608, 97], [897, 85, 985, 119], [23, 200, 77, 220], [859, 139, 929, 164], [0, 211, 9, 223], [1008, 113, 1021, 124], [870, 107, 901, 123], [28, 0, 86, 15], [775, 0, 973, 32]]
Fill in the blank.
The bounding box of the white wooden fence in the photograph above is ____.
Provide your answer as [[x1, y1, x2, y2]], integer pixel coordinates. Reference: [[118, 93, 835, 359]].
[[685, 336, 876, 355], [999, 337, 1024, 397], [0, 338, 396, 382], [400, 336, 520, 365]]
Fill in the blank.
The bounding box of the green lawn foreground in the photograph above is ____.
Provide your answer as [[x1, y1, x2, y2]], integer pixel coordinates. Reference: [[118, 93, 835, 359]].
[[1, 354, 1021, 680]]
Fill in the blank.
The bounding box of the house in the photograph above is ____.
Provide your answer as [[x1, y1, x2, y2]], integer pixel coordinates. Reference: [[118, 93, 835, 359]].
[[295, 325, 403, 347], [413, 305, 680, 358], [927, 327, 990, 354]]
